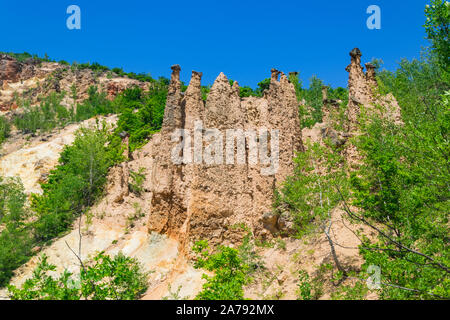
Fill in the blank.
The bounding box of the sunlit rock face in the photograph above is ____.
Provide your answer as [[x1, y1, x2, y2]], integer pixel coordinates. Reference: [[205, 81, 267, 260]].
[[146, 65, 304, 247]]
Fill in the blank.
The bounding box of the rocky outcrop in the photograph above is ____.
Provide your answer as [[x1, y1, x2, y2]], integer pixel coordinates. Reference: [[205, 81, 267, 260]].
[[146, 65, 303, 246], [345, 48, 372, 130], [0, 54, 22, 83], [0, 54, 149, 112], [345, 48, 402, 131]]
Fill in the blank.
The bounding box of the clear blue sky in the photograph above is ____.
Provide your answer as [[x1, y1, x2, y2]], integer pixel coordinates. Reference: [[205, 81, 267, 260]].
[[0, 0, 430, 88]]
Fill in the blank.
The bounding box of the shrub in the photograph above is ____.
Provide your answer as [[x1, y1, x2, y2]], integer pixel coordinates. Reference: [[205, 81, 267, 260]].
[[75, 86, 114, 121], [0, 115, 10, 144], [32, 125, 119, 242], [14, 92, 72, 134], [0, 177, 33, 287], [7, 252, 149, 300], [193, 240, 251, 300], [129, 168, 146, 196]]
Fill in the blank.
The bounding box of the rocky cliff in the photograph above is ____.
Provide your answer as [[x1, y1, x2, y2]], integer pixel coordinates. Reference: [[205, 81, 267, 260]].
[[1, 48, 401, 300], [144, 66, 303, 247]]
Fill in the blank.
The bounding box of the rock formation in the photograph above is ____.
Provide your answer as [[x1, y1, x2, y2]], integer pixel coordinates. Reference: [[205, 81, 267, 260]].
[[0, 54, 148, 112], [146, 65, 303, 246], [345, 48, 402, 131], [0, 54, 22, 83]]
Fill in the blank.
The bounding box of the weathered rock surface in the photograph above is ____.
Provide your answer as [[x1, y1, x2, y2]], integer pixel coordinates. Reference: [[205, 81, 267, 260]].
[[145, 66, 303, 247], [345, 48, 402, 131], [0, 54, 149, 113]]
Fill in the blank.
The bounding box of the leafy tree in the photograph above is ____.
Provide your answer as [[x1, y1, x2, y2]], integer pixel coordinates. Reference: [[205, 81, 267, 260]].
[[239, 86, 256, 98], [424, 0, 450, 70], [349, 91, 449, 299], [0, 177, 28, 225], [299, 76, 325, 128], [14, 92, 72, 134], [193, 240, 250, 300], [0, 177, 33, 287], [7, 252, 149, 300], [75, 86, 114, 121], [7, 255, 80, 300], [275, 141, 348, 237], [32, 125, 119, 242], [111, 85, 167, 152], [80, 252, 149, 300], [0, 115, 10, 144], [288, 72, 303, 101], [256, 78, 271, 96]]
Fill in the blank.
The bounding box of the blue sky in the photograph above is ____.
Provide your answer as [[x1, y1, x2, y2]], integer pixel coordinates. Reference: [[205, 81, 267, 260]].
[[0, 0, 430, 88]]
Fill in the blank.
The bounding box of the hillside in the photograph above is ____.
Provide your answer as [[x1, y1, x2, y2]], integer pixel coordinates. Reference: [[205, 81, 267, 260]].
[[0, 1, 448, 300]]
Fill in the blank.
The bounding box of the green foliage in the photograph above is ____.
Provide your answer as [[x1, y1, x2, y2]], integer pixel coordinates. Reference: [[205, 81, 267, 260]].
[[239, 86, 256, 98], [424, 0, 450, 70], [80, 252, 149, 300], [0, 115, 10, 144], [14, 92, 74, 134], [74, 86, 115, 122], [275, 142, 348, 237], [31, 125, 119, 242], [351, 91, 450, 299], [129, 168, 146, 196], [296, 270, 313, 300], [256, 78, 271, 96], [299, 76, 325, 128], [193, 240, 251, 300], [296, 265, 332, 300], [330, 281, 368, 300], [7, 252, 149, 300], [0, 176, 28, 225], [0, 77, 167, 289], [0, 52, 52, 63], [288, 72, 303, 101], [237, 230, 265, 273], [377, 53, 448, 123], [7, 255, 80, 300], [0, 177, 33, 287], [111, 85, 167, 152], [162, 284, 190, 300]]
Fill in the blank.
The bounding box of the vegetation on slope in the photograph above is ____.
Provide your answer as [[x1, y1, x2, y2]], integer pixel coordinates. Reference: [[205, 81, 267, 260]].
[[0, 82, 167, 287], [7, 252, 149, 300], [277, 0, 449, 300]]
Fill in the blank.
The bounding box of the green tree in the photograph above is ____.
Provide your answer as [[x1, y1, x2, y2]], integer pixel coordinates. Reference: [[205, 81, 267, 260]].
[[193, 240, 250, 300], [7, 252, 149, 300], [32, 125, 118, 242], [0, 177, 33, 287], [424, 0, 450, 69], [0, 115, 10, 145]]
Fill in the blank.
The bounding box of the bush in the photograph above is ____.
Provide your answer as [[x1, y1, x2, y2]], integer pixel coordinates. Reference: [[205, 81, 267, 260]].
[[0, 177, 33, 287], [7, 252, 149, 300], [32, 125, 120, 242], [14, 92, 72, 134], [0, 115, 10, 144], [75, 86, 115, 122], [111, 84, 167, 152], [129, 168, 146, 196], [193, 240, 250, 300]]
